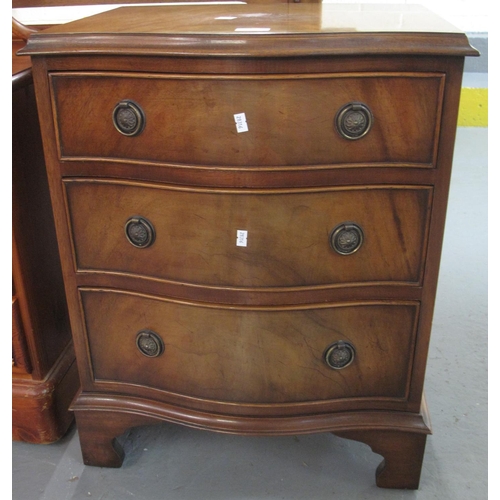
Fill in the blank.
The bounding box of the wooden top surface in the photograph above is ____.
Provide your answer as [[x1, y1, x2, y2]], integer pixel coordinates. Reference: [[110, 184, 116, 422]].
[[19, 4, 479, 58]]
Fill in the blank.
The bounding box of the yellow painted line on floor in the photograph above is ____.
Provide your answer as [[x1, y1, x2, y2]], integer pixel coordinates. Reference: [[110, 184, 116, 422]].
[[458, 87, 488, 127]]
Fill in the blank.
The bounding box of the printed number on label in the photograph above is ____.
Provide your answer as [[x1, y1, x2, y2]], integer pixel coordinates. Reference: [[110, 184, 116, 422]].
[[234, 113, 249, 133], [236, 230, 248, 247]]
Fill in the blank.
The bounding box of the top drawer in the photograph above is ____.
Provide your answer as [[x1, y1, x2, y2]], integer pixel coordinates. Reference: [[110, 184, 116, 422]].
[[50, 72, 444, 168]]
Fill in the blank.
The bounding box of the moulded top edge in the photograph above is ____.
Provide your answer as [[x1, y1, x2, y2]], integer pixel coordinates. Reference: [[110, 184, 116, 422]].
[[19, 32, 479, 58]]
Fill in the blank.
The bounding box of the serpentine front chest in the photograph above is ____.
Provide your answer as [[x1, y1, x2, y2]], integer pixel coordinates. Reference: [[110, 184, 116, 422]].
[[20, 3, 478, 489]]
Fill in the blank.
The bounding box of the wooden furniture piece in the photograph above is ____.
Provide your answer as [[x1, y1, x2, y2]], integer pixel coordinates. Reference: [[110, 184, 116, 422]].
[[12, 20, 79, 444], [19, 3, 478, 488]]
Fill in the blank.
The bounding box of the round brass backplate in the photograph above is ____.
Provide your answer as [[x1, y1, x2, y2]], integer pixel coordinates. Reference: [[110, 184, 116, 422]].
[[330, 222, 364, 255], [124, 216, 156, 248], [112, 100, 145, 137], [324, 341, 356, 370], [136, 330, 164, 358], [335, 102, 373, 140]]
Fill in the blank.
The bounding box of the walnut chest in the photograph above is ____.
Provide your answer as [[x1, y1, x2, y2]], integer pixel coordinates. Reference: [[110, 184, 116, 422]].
[[20, 3, 478, 489]]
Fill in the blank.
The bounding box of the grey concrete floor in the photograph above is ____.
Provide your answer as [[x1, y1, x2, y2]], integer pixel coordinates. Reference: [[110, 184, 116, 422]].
[[12, 126, 488, 500]]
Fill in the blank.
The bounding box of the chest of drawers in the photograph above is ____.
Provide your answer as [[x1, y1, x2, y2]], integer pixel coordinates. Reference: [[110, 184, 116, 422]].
[[20, 3, 478, 489]]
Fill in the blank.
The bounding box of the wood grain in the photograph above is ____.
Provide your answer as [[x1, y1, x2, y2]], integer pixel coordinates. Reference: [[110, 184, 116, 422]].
[[19, 5, 478, 58], [25, 3, 475, 486], [64, 180, 432, 288], [71, 392, 431, 479], [51, 72, 444, 167], [81, 289, 418, 404], [335, 429, 428, 489]]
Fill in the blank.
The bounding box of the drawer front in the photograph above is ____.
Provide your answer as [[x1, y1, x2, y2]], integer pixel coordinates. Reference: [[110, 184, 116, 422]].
[[51, 72, 443, 167], [82, 289, 418, 404], [65, 180, 432, 288]]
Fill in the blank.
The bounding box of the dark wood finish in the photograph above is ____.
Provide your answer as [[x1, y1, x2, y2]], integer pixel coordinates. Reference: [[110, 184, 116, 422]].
[[12, 296, 31, 373], [82, 289, 418, 405], [22, 3, 478, 487], [12, 84, 69, 376], [19, 5, 477, 58], [73, 390, 432, 436], [12, 32, 79, 443], [64, 180, 431, 287], [12, 40, 32, 79], [50, 72, 443, 166], [334, 430, 428, 489], [74, 410, 142, 468], [72, 391, 431, 474]]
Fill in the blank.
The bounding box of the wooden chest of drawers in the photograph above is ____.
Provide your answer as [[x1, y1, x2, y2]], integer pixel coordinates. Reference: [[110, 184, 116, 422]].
[[20, 3, 478, 489]]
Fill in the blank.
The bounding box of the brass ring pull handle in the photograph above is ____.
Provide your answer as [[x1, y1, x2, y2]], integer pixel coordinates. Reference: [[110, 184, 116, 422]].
[[335, 102, 373, 140], [112, 100, 145, 137], [124, 216, 156, 248], [324, 341, 356, 370], [136, 330, 164, 358], [330, 222, 364, 255]]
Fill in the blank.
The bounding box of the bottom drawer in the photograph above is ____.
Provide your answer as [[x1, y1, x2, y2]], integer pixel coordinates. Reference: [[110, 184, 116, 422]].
[[81, 289, 418, 405]]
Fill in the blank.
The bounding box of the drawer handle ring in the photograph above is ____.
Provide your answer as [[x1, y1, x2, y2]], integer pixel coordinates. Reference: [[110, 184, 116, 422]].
[[136, 330, 164, 358], [125, 216, 156, 248], [330, 222, 364, 255], [112, 100, 145, 137], [324, 341, 356, 370], [335, 102, 373, 140]]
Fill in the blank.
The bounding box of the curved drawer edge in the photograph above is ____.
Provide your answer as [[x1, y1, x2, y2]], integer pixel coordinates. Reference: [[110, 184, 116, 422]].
[[75, 270, 424, 305]]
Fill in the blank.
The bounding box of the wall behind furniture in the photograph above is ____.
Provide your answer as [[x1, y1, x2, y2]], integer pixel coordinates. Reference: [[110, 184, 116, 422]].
[[322, 0, 488, 33]]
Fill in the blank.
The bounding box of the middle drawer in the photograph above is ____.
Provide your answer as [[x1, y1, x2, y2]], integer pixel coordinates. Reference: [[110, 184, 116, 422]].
[[64, 179, 431, 288]]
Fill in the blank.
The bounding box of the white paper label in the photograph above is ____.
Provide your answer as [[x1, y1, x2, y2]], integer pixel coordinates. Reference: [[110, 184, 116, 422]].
[[234, 113, 249, 133], [236, 230, 248, 247]]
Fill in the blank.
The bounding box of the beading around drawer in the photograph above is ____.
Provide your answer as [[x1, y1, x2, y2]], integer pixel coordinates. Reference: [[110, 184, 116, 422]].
[[64, 179, 432, 289], [50, 72, 444, 168], [82, 288, 419, 408]]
